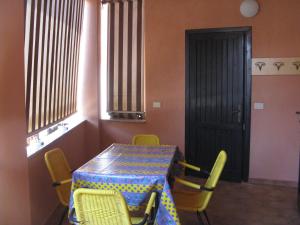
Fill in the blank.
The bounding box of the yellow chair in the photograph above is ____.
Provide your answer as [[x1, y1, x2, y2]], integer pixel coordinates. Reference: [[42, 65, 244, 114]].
[[173, 150, 227, 225], [70, 189, 158, 225], [132, 134, 160, 146], [44, 148, 73, 225]]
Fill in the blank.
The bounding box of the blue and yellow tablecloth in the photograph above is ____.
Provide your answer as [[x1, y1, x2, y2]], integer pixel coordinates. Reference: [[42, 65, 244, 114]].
[[69, 143, 181, 225]]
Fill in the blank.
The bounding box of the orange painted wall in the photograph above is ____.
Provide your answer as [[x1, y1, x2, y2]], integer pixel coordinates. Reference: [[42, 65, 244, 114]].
[[28, 1, 101, 224], [28, 123, 88, 225], [100, 0, 300, 182], [0, 1, 31, 224], [0, 0, 100, 224], [251, 76, 300, 182], [79, 0, 101, 159]]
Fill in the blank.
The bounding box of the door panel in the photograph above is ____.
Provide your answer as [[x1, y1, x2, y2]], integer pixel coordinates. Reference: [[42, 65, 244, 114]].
[[186, 30, 249, 182]]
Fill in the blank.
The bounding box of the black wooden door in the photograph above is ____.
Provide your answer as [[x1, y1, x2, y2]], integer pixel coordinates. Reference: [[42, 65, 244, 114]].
[[185, 28, 251, 182]]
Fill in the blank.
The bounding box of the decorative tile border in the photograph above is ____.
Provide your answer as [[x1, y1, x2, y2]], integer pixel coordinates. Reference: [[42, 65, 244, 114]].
[[252, 57, 300, 75]]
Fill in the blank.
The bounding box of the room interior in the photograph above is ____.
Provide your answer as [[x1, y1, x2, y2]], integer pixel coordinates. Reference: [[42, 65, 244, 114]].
[[0, 0, 300, 225]]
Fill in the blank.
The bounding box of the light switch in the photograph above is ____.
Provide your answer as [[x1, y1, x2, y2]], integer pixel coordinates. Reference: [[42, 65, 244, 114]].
[[153, 101, 161, 108], [254, 102, 264, 110]]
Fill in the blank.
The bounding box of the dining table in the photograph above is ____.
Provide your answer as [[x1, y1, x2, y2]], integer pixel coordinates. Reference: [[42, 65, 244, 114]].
[[69, 143, 181, 225]]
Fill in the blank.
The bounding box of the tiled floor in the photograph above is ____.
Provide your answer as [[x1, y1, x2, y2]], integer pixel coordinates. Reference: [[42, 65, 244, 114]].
[[60, 181, 300, 225], [178, 181, 300, 225]]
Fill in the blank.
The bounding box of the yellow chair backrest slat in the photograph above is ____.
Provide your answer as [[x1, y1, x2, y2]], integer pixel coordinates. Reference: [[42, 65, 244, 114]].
[[74, 189, 132, 225], [44, 148, 72, 206], [132, 134, 160, 146], [199, 150, 227, 211]]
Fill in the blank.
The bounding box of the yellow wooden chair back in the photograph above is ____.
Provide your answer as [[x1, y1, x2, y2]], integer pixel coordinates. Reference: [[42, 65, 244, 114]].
[[74, 189, 132, 225], [44, 148, 72, 206], [132, 134, 160, 146], [198, 150, 227, 211], [73, 189, 158, 225]]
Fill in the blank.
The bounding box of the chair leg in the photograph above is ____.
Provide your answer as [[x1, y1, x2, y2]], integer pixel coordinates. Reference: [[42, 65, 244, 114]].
[[203, 210, 211, 225], [148, 192, 160, 225], [58, 207, 68, 225], [196, 211, 205, 225]]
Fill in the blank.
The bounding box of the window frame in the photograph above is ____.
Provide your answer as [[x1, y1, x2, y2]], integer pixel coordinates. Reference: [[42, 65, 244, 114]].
[[100, 0, 145, 121]]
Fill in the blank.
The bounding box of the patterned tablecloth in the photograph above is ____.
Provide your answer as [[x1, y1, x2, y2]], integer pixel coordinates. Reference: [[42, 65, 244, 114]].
[[69, 143, 181, 225]]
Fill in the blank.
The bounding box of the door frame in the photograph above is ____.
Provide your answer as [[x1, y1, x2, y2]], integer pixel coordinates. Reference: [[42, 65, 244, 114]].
[[185, 26, 252, 182]]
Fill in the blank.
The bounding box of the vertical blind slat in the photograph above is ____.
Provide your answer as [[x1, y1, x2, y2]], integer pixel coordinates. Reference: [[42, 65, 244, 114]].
[[122, 1, 128, 112], [53, 0, 62, 122], [37, 0, 47, 128], [49, 0, 59, 124], [127, 0, 133, 112], [63, 0, 70, 118], [131, 0, 137, 112], [31, 0, 42, 131], [59, 0, 67, 119], [108, 3, 115, 112], [74, 0, 80, 113], [106, 0, 144, 115], [118, 2, 123, 111], [113, 3, 119, 111], [63, 0, 71, 118], [25, 0, 84, 133], [40, 0, 50, 127], [25, 0, 35, 132], [136, 0, 142, 111], [73, 0, 84, 112], [43, 0, 52, 126], [65, 0, 73, 116], [29, 0, 38, 131], [69, 0, 78, 115], [140, 0, 144, 111], [58, 0, 65, 120], [71, 0, 78, 113], [25, 0, 32, 101], [35, 0, 43, 129]]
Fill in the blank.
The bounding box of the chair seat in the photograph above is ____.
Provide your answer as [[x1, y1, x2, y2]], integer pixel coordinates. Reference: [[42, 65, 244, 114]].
[[173, 190, 205, 212]]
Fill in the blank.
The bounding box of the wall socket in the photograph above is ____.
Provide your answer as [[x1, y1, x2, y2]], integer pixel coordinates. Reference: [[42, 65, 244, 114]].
[[153, 101, 161, 108], [254, 102, 264, 110]]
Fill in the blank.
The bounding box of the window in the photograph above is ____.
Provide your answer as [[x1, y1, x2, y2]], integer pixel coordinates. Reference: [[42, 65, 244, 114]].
[[101, 0, 144, 120], [24, 0, 84, 133]]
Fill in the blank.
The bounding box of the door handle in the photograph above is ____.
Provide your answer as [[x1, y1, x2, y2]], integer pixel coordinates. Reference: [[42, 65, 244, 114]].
[[232, 104, 242, 123]]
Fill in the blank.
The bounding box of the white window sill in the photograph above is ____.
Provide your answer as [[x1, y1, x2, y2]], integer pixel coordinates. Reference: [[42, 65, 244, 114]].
[[101, 118, 146, 123], [26, 114, 86, 157]]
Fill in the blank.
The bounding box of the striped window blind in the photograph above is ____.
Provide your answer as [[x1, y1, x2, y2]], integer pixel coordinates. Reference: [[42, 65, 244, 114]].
[[25, 0, 84, 133], [102, 0, 144, 120]]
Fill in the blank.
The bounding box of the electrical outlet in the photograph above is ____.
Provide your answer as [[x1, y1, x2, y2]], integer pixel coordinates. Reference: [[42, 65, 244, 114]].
[[153, 101, 161, 108], [254, 102, 264, 110]]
